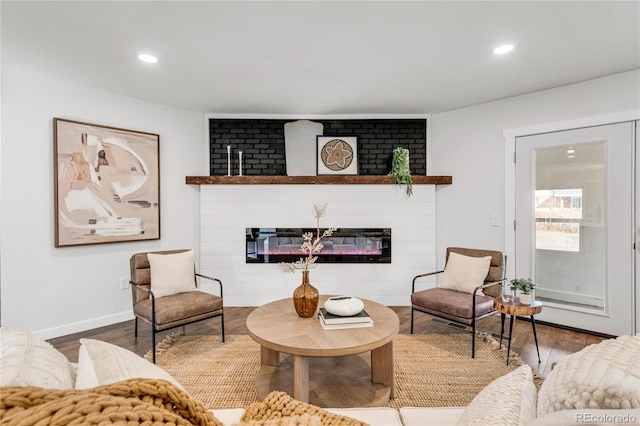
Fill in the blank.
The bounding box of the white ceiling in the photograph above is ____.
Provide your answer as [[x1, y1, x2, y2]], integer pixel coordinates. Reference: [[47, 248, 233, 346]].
[[2, 1, 639, 115]]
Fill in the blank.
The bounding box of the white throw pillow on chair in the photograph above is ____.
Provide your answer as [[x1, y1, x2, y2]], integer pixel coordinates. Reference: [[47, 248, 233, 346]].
[[440, 252, 492, 294], [147, 250, 197, 298]]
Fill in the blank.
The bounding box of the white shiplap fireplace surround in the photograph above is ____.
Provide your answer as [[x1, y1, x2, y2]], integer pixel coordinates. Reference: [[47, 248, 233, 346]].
[[195, 179, 441, 307]]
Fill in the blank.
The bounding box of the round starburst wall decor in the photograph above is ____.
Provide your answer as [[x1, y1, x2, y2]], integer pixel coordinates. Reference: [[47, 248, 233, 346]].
[[316, 136, 358, 175], [321, 139, 353, 170]]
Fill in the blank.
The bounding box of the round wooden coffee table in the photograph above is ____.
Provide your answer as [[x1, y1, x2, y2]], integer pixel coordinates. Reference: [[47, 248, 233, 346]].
[[246, 295, 399, 407]]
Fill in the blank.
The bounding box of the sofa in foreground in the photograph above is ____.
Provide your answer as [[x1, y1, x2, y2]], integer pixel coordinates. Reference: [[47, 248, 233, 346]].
[[1, 329, 638, 426]]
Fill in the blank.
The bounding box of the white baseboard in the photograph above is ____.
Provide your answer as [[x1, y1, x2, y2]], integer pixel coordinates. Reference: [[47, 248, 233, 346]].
[[34, 311, 134, 340]]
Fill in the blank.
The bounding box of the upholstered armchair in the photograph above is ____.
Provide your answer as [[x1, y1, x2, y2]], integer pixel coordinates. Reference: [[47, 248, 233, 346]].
[[411, 247, 506, 358], [129, 249, 224, 363]]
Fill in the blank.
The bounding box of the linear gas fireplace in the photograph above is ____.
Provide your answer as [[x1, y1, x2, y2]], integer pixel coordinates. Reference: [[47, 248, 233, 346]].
[[246, 228, 391, 264]]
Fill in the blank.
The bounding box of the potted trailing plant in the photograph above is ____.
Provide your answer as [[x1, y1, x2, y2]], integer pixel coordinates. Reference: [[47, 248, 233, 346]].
[[389, 147, 413, 196], [510, 278, 537, 305]]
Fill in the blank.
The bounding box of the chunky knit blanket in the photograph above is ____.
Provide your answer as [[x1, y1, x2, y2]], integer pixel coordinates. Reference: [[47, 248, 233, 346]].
[[0, 380, 367, 426], [0, 378, 222, 426], [241, 391, 367, 426]]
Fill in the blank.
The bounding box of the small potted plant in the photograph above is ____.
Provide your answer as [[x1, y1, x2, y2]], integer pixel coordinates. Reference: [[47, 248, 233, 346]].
[[510, 278, 537, 305]]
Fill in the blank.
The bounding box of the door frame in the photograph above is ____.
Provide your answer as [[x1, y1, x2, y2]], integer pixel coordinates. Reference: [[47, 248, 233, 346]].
[[503, 109, 640, 332]]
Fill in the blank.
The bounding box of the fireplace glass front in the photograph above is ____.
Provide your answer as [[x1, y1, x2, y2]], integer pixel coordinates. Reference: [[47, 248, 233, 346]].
[[246, 228, 391, 264]]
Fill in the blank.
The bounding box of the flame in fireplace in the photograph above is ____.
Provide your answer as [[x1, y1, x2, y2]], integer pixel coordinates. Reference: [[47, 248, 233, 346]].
[[246, 227, 391, 264]]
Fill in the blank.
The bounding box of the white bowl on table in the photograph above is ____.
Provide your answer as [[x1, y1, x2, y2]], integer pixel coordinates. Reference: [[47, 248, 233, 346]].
[[323, 296, 365, 316]]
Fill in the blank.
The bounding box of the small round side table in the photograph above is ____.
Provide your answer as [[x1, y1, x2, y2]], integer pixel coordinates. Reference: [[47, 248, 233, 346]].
[[493, 297, 543, 365]]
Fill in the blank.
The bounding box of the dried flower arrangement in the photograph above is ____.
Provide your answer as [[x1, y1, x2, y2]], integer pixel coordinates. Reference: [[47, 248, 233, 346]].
[[280, 204, 336, 273]]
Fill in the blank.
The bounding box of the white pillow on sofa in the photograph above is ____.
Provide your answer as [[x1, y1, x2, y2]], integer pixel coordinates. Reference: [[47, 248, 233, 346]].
[[537, 334, 640, 416], [147, 250, 197, 298], [0, 328, 75, 389], [456, 365, 537, 426], [75, 338, 184, 392], [440, 252, 492, 294]]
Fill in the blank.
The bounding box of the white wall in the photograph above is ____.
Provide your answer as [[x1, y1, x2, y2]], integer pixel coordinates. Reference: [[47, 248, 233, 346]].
[[431, 70, 640, 272], [3, 67, 638, 339], [199, 185, 436, 307], [0, 68, 206, 339]]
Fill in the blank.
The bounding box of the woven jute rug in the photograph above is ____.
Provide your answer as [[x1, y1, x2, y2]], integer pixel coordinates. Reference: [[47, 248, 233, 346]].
[[146, 333, 537, 409]]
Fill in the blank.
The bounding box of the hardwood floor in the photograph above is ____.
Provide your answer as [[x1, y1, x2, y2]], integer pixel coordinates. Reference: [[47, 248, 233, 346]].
[[48, 306, 607, 379]]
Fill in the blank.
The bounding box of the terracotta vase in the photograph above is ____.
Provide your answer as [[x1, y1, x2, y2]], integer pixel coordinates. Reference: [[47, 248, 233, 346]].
[[293, 270, 319, 318]]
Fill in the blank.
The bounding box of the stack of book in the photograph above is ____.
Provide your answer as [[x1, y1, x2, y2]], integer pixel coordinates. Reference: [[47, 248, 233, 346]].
[[318, 307, 374, 330]]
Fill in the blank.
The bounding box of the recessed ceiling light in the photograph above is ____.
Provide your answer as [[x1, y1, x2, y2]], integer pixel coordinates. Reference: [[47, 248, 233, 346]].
[[567, 148, 576, 154], [493, 44, 514, 55], [138, 54, 158, 63]]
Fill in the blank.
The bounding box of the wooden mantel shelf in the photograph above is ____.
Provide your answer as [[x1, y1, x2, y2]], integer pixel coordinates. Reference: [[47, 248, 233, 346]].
[[186, 175, 452, 185]]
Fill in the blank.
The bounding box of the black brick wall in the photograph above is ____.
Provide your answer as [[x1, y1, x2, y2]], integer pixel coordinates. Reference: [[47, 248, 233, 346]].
[[209, 118, 426, 176]]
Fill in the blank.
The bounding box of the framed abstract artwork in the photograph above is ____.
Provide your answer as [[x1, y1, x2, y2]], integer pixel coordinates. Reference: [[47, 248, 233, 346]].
[[53, 118, 160, 247], [316, 136, 358, 175]]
